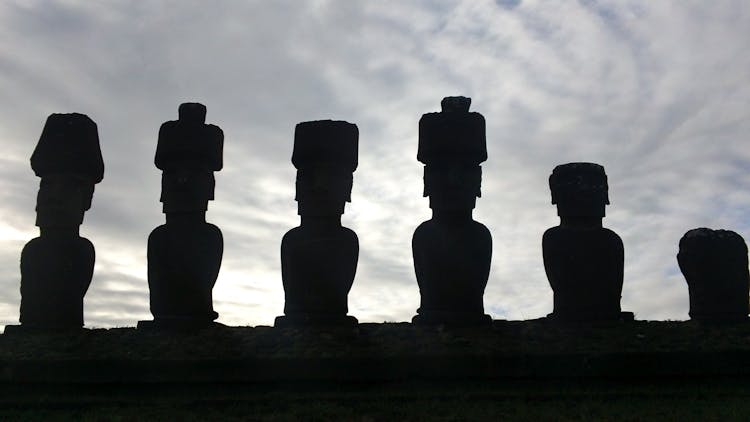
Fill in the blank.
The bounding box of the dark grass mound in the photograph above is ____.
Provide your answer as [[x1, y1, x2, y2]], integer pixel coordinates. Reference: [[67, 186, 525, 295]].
[[3, 320, 750, 378], [2, 319, 750, 360], [3, 320, 750, 420]]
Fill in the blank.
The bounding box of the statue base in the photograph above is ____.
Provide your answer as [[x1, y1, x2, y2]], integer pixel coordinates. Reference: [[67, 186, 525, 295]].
[[689, 313, 749, 324], [274, 314, 358, 328], [3, 324, 86, 335], [412, 312, 492, 327], [137, 318, 225, 331], [545, 311, 635, 323]]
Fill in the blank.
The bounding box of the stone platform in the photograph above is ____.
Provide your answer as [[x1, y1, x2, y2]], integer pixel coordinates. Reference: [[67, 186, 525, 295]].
[[3, 320, 750, 384]]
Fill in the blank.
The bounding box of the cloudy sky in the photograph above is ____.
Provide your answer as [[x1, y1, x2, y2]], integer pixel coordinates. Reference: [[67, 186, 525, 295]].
[[1, 0, 748, 330]]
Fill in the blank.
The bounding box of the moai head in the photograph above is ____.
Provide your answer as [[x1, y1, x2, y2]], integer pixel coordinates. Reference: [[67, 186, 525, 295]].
[[30, 113, 104, 228], [155, 102, 223, 213], [549, 163, 609, 218], [677, 228, 750, 320], [292, 120, 358, 217], [418, 97, 486, 212]]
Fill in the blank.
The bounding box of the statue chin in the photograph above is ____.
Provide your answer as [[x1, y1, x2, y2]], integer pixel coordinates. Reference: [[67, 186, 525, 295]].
[[428, 196, 477, 213], [297, 199, 346, 217], [555, 202, 606, 219]]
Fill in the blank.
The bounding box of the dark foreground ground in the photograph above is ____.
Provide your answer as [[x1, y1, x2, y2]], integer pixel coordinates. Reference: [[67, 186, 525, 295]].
[[3, 320, 750, 420]]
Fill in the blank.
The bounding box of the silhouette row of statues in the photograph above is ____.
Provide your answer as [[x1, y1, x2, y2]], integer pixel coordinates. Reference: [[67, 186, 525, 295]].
[[7, 98, 749, 332]]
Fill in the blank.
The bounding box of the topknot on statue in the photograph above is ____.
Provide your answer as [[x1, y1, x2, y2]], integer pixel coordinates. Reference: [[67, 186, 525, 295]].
[[679, 228, 748, 264], [418, 96, 486, 165], [178, 102, 207, 125], [31, 113, 104, 183], [292, 120, 358, 172], [155, 102, 223, 172]]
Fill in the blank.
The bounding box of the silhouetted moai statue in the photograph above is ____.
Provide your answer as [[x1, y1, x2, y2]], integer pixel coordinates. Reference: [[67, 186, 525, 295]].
[[139, 103, 224, 329], [15, 113, 104, 330], [412, 97, 492, 326], [275, 120, 359, 328], [677, 228, 749, 322], [543, 163, 631, 322]]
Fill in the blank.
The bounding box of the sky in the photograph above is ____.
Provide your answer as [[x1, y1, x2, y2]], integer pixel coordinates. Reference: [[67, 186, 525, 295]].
[[1, 0, 749, 330]]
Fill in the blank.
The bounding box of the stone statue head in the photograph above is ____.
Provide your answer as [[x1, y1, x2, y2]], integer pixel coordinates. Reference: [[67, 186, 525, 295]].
[[423, 163, 482, 211], [549, 162, 609, 218], [30, 113, 103, 228], [418, 97, 487, 211], [35, 175, 94, 227], [292, 120, 358, 217], [156, 103, 223, 213], [678, 229, 749, 289]]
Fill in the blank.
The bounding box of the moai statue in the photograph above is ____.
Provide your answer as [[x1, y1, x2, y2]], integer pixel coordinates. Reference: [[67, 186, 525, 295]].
[[677, 228, 749, 322], [543, 163, 631, 322], [14, 113, 104, 330], [139, 103, 224, 329], [412, 97, 492, 326], [275, 120, 359, 328]]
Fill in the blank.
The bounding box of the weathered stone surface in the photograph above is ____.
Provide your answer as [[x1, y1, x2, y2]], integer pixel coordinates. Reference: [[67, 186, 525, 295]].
[[543, 225, 625, 321], [147, 217, 223, 322], [412, 97, 492, 326], [678, 228, 749, 322], [543, 162, 629, 322], [277, 120, 359, 328], [20, 235, 94, 327], [14, 113, 103, 330], [142, 103, 223, 329], [281, 224, 358, 316]]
